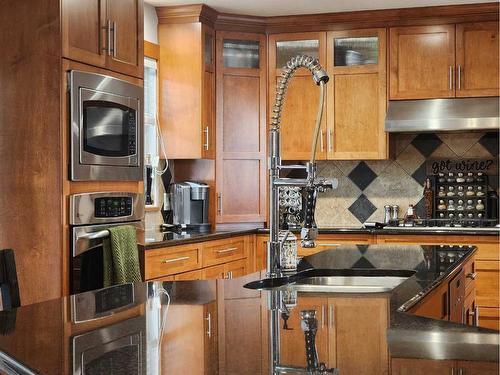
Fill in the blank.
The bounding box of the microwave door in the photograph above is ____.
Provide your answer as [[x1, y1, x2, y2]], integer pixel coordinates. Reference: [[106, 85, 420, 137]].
[[79, 88, 139, 167]]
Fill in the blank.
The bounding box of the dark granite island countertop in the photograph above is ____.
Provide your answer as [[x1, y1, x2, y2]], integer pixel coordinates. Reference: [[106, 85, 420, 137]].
[[0, 244, 498, 374]]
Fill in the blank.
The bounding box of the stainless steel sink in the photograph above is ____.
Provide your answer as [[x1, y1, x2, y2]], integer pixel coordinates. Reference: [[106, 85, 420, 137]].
[[290, 275, 409, 293]]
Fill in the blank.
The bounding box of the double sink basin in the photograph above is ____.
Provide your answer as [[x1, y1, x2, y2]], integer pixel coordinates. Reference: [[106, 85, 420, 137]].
[[245, 268, 415, 293]]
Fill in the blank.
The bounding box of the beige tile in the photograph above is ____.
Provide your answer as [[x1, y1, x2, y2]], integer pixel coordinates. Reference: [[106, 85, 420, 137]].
[[437, 132, 483, 157], [392, 133, 417, 158], [395, 144, 426, 175], [429, 143, 458, 158], [463, 143, 492, 158], [365, 160, 393, 175], [333, 160, 360, 176]]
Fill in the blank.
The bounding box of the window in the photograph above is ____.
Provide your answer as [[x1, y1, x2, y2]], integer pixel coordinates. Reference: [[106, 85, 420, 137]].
[[144, 56, 159, 206]]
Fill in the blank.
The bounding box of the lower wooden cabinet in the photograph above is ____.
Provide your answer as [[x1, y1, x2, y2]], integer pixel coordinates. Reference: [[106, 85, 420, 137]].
[[279, 296, 389, 375], [392, 358, 499, 375], [410, 279, 449, 320], [160, 301, 218, 375], [202, 259, 247, 280]]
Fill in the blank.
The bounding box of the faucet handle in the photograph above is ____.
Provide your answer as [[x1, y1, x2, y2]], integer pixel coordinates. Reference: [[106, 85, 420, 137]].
[[314, 177, 338, 191]]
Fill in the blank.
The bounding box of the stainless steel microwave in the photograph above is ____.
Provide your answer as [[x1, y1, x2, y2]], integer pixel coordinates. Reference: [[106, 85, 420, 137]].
[[69, 70, 143, 181]]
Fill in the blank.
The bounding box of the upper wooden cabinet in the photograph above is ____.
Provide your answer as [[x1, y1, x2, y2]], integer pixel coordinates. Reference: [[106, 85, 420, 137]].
[[62, 0, 144, 78], [456, 21, 499, 97], [269, 29, 387, 161], [268, 33, 328, 161], [390, 22, 499, 99], [157, 20, 215, 159], [216, 31, 267, 223], [327, 28, 387, 160]]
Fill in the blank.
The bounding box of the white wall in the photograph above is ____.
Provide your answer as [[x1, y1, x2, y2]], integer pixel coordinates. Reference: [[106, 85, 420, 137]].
[[144, 3, 158, 44]]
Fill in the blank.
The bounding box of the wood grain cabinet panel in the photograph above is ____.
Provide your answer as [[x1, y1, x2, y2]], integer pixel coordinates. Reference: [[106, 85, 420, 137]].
[[476, 260, 499, 308], [328, 297, 389, 375], [392, 358, 454, 375], [390, 25, 456, 99], [158, 21, 215, 159], [268, 32, 327, 161], [216, 31, 266, 223], [202, 236, 246, 268], [105, 0, 144, 78], [327, 28, 387, 160], [62, 0, 143, 78], [456, 21, 499, 97], [62, 0, 106, 68], [280, 297, 329, 368], [457, 360, 499, 375], [143, 244, 202, 280], [478, 307, 500, 331]]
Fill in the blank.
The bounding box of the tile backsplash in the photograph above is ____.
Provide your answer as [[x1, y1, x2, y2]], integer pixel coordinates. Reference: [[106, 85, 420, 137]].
[[315, 132, 499, 227]]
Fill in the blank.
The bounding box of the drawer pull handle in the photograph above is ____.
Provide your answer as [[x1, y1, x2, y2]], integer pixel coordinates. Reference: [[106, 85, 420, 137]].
[[216, 247, 238, 254], [205, 313, 212, 338], [317, 243, 341, 247], [466, 272, 477, 280], [161, 256, 190, 264]]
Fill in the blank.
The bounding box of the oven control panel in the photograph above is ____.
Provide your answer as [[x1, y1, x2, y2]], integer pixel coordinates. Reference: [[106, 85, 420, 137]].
[[94, 196, 133, 218]]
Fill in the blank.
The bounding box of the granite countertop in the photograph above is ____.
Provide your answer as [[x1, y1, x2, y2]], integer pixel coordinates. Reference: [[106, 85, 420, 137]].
[[142, 225, 500, 250], [0, 244, 497, 374]]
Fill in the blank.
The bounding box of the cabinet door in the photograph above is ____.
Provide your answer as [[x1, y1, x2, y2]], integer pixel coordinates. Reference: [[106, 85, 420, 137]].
[[456, 22, 499, 97], [203, 301, 218, 375], [216, 32, 267, 223], [478, 307, 500, 331], [105, 0, 143, 78], [390, 25, 455, 99], [449, 268, 465, 324], [202, 264, 226, 280], [464, 288, 478, 326], [392, 358, 454, 375], [327, 29, 387, 160], [268, 33, 327, 161], [62, 0, 106, 68], [458, 360, 499, 375], [476, 260, 499, 308], [202, 26, 216, 159], [280, 297, 329, 368], [225, 258, 247, 279], [174, 269, 202, 281], [328, 297, 389, 375]]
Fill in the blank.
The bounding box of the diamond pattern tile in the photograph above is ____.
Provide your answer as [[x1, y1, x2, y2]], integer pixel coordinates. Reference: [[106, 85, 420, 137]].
[[429, 143, 457, 159], [463, 143, 492, 158], [348, 162, 377, 191], [438, 132, 483, 156], [414, 197, 427, 219], [348, 194, 377, 224], [478, 132, 499, 157], [396, 144, 426, 175], [412, 133, 443, 157], [352, 257, 375, 269], [411, 162, 427, 185], [393, 133, 417, 157]]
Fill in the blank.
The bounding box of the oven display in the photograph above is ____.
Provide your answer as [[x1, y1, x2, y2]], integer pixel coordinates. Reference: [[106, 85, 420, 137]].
[[95, 197, 133, 217]]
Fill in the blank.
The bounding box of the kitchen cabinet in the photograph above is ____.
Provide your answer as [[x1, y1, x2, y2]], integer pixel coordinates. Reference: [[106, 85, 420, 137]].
[[390, 22, 499, 99], [456, 22, 499, 97], [62, 0, 143, 78], [215, 31, 267, 223], [268, 33, 328, 161], [268, 29, 387, 161], [326, 28, 387, 160], [280, 297, 329, 368], [328, 297, 389, 374], [202, 236, 246, 268], [449, 267, 466, 324], [392, 358, 499, 375], [202, 259, 247, 280], [157, 16, 215, 159], [410, 279, 449, 320], [161, 301, 218, 375], [464, 288, 478, 326], [143, 243, 203, 280]]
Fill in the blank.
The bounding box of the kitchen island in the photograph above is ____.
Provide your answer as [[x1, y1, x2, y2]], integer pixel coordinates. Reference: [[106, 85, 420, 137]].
[[0, 244, 498, 374]]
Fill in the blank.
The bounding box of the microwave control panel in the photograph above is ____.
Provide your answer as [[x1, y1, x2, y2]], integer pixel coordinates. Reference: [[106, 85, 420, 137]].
[[94, 196, 133, 218]]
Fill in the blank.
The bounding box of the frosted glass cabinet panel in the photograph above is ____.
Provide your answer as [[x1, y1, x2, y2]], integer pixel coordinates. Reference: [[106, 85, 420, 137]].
[[276, 39, 319, 67], [333, 37, 378, 66], [223, 39, 260, 68]]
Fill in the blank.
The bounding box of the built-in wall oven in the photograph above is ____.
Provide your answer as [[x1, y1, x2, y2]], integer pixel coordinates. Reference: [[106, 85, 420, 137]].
[[70, 192, 145, 294], [69, 70, 143, 181]]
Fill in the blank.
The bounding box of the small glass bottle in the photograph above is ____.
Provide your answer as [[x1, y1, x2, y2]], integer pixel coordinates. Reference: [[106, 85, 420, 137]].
[[466, 172, 475, 183], [448, 200, 456, 211], [438, 173, 446, 183], [466, 186, 475, 196], [476, 199, 485, 211], [477, 186, 485, 197], [447, 186, 455, 196], [456, 172, 465, 183], [476, 172, 485, 183], [438, 200, 447, 210], [447, 172, 455, 183], [438, 186, 446, 197]]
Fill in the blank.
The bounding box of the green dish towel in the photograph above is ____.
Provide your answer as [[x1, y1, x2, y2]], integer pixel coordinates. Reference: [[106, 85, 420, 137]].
[[103, 225, 142, 287]]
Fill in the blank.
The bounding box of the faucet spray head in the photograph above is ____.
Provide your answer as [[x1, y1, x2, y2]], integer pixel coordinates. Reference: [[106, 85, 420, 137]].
[[312, 68, 329, 86]]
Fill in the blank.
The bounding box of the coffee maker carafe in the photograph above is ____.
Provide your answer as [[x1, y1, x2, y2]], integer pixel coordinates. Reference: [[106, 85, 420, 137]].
[[171, 182, 211, 232]]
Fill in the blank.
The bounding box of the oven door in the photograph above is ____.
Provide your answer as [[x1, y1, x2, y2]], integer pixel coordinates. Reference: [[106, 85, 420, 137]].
[[71, 221, 145, 294], [72, 315, 146, 375]]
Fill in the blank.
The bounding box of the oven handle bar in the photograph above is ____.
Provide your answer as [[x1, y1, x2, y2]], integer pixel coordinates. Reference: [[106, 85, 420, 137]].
[[77, 230, 110, 241]]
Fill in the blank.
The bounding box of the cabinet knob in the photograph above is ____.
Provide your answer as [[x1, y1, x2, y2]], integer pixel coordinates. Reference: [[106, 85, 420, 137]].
[[466, 272, 477, 280]]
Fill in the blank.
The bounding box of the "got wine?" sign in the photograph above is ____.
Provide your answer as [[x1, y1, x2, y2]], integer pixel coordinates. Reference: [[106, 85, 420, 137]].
[[426, 158, 499, 175]]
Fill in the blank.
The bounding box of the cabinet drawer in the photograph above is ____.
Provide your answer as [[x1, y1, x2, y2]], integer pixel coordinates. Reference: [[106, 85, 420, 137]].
[[476, 260, 500, 308], [144, 244, 202, 280], [202, 264, 226, 280], [478, 307, 500, 331], [202, 237, 246, 267], [476, 243, 500, 261]]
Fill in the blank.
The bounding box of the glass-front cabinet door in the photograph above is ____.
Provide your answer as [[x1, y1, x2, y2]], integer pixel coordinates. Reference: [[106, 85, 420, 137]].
[[269, 32, 327, 161]]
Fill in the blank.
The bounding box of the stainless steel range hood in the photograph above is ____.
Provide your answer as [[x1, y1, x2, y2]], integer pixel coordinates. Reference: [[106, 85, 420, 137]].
[[385, 97, 499, 133]]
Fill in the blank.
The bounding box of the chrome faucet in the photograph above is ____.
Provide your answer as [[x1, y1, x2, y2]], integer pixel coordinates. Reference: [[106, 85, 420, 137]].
[[267, 55, 337, 278]]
